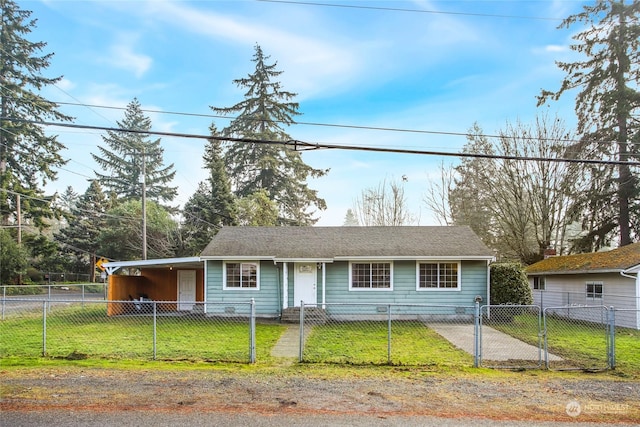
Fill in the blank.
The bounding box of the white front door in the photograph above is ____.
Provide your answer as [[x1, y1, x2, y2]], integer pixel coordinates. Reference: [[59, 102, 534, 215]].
[[294, 263, 317, 307], [178, 270, 197, 311]]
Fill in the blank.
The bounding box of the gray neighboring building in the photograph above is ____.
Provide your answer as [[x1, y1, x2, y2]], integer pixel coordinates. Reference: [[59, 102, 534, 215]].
[[526, 243, 640, 329]]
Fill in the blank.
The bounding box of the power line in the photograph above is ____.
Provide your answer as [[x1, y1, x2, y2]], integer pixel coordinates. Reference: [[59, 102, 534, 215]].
[[5, 117, 639, 167], [256, 0, 563, 21], [53, 100, 620, 148]]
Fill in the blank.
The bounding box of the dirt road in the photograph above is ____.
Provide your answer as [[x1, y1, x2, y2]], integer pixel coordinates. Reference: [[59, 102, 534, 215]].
[[1, 366, 638, 425]]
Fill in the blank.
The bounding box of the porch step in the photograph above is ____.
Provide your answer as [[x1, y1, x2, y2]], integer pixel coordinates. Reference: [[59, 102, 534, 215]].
[[281, 307, 327, 324]]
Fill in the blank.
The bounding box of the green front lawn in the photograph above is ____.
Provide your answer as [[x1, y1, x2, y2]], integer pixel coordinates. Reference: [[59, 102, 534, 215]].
[[0, 304, 285, 363], [303, 321, 473, 366]]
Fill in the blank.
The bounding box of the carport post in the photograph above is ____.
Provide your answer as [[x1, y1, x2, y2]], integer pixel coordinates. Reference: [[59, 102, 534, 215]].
[[473, 301, 480, 368]]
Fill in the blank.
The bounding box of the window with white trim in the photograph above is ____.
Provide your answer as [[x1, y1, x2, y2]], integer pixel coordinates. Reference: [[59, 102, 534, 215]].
[[350, 262, 392, 289], [417, 262, 460, 290], [586, 282, 603, 300], [533, 276, 546, 291], [224, 262, 259, 289]]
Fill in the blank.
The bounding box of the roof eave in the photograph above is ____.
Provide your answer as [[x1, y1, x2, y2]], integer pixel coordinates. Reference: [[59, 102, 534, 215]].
[[526, 268, 627, 276]]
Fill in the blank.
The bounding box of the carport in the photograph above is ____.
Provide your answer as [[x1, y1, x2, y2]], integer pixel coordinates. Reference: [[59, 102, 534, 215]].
[[103, 257, 205, 316]]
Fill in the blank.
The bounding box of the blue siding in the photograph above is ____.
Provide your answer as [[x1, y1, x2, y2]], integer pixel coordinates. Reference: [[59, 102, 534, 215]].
[[323, 260, 487, 306], [206, 260, 281, 316], [206, 259, 488, 316]]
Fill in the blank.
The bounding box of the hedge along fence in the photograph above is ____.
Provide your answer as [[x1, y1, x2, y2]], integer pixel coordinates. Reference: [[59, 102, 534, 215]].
[[490, 263, 533, 306]]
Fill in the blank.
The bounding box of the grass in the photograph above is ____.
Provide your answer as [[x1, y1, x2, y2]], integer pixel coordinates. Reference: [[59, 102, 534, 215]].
[[1, 305, 638, 377], [0, 304, 285, 363], [303, 321, 473, 366], [487, 313, 640, 372]]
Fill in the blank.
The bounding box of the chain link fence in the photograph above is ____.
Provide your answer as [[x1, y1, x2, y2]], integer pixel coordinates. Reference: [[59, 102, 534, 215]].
[[2, 298, 637, 370], [1, 283, 107, 298], [480, 305, 543, 369], [533, 290, 639, 329], [0, 299, 258, 363], [299, 303, 477, 366], [543, 306, 612, 370]]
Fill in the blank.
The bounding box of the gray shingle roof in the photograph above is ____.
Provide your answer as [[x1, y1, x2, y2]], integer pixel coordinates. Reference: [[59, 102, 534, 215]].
[[200, 226, 493, 260]]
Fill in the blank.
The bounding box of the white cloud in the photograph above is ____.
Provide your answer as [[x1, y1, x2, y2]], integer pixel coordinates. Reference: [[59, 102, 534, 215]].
[[108, 43, 152, 78], [97, 31, 152, 79], [544, 44, 567, 53], [140, 1, 364, 98], [56, 78, 76, 91]]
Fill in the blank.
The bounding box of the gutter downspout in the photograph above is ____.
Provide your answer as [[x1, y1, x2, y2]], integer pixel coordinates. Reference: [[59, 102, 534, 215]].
[[620, 270, 640, 330]]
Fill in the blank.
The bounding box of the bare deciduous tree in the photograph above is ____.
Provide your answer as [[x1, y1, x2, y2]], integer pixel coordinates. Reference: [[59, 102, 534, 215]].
[[354, 178, 418, 226]]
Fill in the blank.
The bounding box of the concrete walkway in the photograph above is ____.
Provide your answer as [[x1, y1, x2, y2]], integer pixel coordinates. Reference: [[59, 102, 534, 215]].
[[271, 324, 309, 359], [427, 323, 562, 362]]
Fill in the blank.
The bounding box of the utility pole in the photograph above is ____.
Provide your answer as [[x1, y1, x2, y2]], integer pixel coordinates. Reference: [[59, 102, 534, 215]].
[[16, 194, 21, 244], [141, 146, 147, 260]]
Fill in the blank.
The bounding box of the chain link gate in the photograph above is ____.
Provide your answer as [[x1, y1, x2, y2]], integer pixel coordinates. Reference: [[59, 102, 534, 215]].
[[480, 305, 543, 369], [543, 305, 612, 370]]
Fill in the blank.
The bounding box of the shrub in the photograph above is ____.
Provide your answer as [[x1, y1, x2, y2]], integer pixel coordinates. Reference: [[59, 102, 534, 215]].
[[490, 262, 533, 306]]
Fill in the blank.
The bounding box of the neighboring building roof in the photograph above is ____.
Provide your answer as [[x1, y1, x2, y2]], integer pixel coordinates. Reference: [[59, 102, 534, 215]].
[[200, 226, 494, 261], [526, 242, 640, 275]]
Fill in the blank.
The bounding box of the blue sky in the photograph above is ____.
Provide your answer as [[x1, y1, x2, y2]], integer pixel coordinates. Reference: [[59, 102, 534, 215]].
[[28, 0, 585, 225]]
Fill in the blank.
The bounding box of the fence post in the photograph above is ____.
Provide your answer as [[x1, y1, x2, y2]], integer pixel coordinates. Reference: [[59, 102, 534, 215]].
[[2, 286, 5, 321], [48, 285, 52, 313], [387, 304, 392, 365], [299, 301, 304, 362], [42, 300, 47, 356], [249, 298, 256, 364], [608, 307, 616, 369], [81, 284, 85, 308], [152, 301, 157, 360], [474, 301, 480, 368], [543, 308, 550, 369]]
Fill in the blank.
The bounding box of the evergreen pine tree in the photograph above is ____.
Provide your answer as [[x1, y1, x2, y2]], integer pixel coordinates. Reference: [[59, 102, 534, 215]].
[[55, 181, 110, 277], [182, 126, 237, 254], [92, 98, 178, 206], [211, 44, 327, 225], [0, 0, 72, 228], [538, 0, 640, 246]]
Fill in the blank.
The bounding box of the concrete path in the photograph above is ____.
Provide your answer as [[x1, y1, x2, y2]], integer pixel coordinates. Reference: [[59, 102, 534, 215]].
[[427, 323, 562, 362], [271, 324, 309, 359]]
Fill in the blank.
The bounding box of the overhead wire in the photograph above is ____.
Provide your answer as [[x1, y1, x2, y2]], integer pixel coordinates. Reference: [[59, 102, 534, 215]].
[[255, 0, 563, 21], [51, 100, 640, 150], [4, 117, 639, 167]]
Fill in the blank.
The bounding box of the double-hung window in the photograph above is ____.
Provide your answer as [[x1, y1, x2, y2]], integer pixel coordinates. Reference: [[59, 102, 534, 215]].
[[224, 262, 259, 289], [350, 262, 392, 290], [533, 276, 546, 291], [586, 282, 603, 300], [417, 262, 460, 290]]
